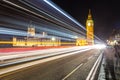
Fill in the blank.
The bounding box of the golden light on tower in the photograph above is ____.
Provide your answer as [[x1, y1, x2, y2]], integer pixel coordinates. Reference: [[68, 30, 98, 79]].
[[86, 9, 94, 45]]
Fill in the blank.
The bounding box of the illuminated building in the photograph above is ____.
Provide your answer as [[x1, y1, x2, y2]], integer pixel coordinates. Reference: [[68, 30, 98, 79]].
[[12, 27, 61, 47], [76, 38, 87, 46], [1, 10, 95, 47], [76, 9, 94, 46], [86, 9, 94, 45], [107, 29, 120, 45]]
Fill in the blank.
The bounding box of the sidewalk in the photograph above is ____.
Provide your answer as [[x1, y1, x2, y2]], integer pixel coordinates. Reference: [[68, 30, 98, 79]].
[[103, 46, 116, 80]]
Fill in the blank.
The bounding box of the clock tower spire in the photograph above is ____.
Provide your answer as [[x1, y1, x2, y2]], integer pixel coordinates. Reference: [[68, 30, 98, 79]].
[[88, 9, 92, 19]]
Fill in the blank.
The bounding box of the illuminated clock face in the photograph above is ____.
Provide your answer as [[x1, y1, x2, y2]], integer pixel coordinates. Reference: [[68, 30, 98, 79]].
[[87, 21, 93, 26], [86, 19, 93, 26], [88, 22, 91, 26]]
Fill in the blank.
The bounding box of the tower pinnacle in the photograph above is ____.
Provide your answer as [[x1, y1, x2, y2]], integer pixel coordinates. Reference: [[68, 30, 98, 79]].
[[88, 9, 92, 20]]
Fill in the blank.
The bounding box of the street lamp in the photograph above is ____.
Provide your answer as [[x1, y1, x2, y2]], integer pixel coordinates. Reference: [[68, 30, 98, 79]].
[[51, 37, 56, 41]]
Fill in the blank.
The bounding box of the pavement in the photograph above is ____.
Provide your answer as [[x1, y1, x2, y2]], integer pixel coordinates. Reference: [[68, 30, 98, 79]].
[[97, 45, 120, 80]]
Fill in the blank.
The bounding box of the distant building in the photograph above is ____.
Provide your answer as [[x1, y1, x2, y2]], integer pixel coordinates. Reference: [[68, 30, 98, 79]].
[[114, 29, 120, 41], [12, 27, 61, 47], [107, 29, 120, 45]]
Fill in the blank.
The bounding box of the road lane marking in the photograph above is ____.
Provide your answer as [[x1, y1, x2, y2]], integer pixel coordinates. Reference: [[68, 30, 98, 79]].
[[86, 51, 103, 80], [88, 56, 93, 60], [62, 63, 83, 80]]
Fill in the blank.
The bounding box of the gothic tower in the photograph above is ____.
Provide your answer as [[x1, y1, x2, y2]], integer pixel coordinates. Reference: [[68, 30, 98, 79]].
[[86, 9, 94, 45]]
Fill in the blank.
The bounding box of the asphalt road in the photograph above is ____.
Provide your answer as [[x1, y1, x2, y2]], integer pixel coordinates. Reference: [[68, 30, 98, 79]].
[[0, 49, 101, 80]]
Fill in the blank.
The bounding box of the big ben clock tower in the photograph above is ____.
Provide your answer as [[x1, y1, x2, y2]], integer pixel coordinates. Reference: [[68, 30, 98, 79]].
[[86, 9, 94, 45]]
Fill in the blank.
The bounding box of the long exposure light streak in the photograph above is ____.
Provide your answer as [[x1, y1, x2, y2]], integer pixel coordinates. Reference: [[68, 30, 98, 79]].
[[0, 16, 80, 40], [0, 27, 75, 41], [0, 46, 92, 75], [19, 0, 86, 35], [2, 0, 85, 37], [0, 27, 27, 36], [34, 25, 79, 38], [2, 0, 50, 23], [44, 0, 86, 30]]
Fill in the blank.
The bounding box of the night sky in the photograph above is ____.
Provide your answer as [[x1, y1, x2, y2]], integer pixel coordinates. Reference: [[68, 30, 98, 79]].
[[52, 0, 120, 41]]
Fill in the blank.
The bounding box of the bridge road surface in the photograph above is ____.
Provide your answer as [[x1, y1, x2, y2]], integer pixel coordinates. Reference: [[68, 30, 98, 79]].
[[0, 49, 101, 80]]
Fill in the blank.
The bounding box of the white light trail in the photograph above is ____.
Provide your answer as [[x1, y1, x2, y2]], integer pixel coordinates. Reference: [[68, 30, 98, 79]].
[[2, 0, 85, 41], [44, 0, 86, 30], [0, 46, 93, 60], [0, 27, 27, 36], [19, 0, 86, 35], [0, 46, 92, 75], [0, 27, 75, 41], [35, 25, 78, 39], [93, 44, 106, 49], [0, 16, 78, 39]]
